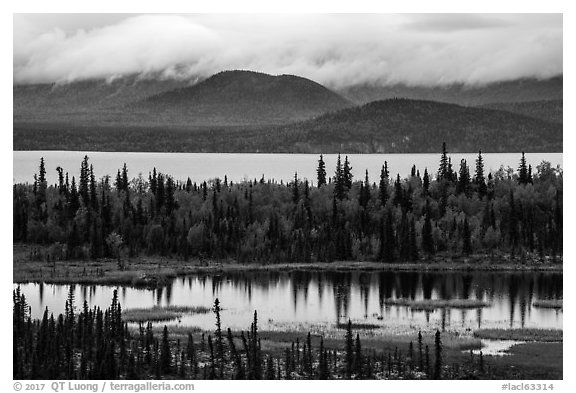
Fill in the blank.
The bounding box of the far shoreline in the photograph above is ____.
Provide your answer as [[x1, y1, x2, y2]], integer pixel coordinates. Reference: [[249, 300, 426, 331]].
[[13, 245, 563, 288]]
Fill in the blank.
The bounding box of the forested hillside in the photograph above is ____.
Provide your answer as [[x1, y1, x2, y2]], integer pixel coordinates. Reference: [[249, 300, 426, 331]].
[[14, 98, 562, 153], [13, 70, 352, 127], [338, 76, 563, 106], [480, 100, 563, 124]]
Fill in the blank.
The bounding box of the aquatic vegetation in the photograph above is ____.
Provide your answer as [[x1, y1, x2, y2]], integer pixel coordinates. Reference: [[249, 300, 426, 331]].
[[123, 305, 211, 322], [383, 298, 491, 310], [533, 299, 562, 309], [473, 328, 563, 342]]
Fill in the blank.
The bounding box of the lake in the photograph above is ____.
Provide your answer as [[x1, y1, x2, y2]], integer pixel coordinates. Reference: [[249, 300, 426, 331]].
[[15, 270, 562, 334], [13, 151, 563, 185]]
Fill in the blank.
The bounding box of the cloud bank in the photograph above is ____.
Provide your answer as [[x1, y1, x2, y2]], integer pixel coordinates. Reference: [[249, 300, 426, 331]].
[[13, 14, 562, 87]]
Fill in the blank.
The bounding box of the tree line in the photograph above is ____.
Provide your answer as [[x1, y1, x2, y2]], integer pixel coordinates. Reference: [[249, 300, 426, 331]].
[[13, 144, 562, 264], [14, 287, 490, 380]]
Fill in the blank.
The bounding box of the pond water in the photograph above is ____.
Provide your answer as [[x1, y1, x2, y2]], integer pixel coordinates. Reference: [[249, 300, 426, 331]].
[[13, 151, 562, 185], [15, 270, 562, 334]]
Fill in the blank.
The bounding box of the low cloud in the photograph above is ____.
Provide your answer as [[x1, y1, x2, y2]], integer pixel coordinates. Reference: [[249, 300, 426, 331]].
[[13, 14, 562, 87]]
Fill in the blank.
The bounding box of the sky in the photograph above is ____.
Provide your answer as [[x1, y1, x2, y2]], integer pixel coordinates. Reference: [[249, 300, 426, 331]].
[[13, 13, 563, 87]]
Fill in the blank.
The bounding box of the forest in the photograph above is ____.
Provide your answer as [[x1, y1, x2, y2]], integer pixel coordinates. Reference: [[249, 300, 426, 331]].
[[13, 144, 563, 265], [14, 287, 493, 380]]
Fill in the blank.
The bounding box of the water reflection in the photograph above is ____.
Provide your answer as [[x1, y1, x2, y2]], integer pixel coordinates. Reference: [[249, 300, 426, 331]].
[[15, 270, 562, 332]]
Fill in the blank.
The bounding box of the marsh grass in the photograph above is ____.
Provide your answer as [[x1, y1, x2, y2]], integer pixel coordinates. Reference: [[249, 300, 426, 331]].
[[474, 328, 563, 342], [383, 298, 490, 310], [335, 322, 380, 330], [533, 299, 563, 309], [123, 305, 211, 322]]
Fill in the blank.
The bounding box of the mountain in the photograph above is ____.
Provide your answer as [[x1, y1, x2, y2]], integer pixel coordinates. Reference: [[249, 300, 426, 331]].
[[337, 76, 563, 106], [479, 100, 562, 124], [134, 70, 352, 126], [14, 98, 562, 153], [14, 70, 352, 127]]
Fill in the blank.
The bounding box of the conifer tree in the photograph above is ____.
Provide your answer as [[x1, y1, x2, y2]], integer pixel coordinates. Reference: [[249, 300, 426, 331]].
[[317, 154, 327, 187], [434, 330, 442, 379], [343, 156, 353, 190], [418, 330, 424, 371], [334, 154, 345, 200], [318, 337, 329, 379], [393, 174, 403, 206], [422, 168, 430, 196], [35, 158, 48, 212], [79, 156, 90, 205], [292, 172, 299, 204], [354, 333, 363, 378], [474, 150, 487, 197], [89, 164, 98, 211], [379, 162, 389, 207], [345, 319, 354, 379], [213, 298, 225, 373], [438, 142, 449, 181], [160, 326, 171, 374], [122, 163, 129, 192], [457, 159, 471, 196], [518, 152, 529, 184], [56, 166, 65, 195]]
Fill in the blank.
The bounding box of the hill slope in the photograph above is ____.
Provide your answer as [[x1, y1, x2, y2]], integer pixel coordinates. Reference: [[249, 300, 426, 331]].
[[479, 100, 562, 124], [338, 76, 563, 106], [136, 70, 352, 125], [265, 98, 562, 153], [14, 70, 352, 127], [13, 99, 562, 153], [13, 75, 186, 122]]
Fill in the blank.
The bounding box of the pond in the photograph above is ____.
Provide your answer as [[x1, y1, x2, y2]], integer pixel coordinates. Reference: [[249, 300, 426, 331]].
[[15, 270, 563, 334]]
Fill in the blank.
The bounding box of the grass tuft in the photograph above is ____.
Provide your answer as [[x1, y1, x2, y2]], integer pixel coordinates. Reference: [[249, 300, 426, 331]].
[[533, 299, 562, 309], [383, 298, 490, 310], [473, 328, 562, 342], [123, 305, 211, 322]]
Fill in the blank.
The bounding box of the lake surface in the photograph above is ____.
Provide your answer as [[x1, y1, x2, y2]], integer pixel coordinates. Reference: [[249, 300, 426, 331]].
[[13, 151, 563, 185], [15, 270, 562, 334]]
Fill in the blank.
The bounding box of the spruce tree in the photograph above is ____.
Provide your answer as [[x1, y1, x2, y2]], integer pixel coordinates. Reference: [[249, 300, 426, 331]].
[[474, 150, 487, 197], [292, 172, 299, 204], [334, 154, 345, 200], [434, 330, 442, 379], [89, 164, 98, 211], [343, 156, 353, 190], [418, 330, 424, 371], [354, 333, 363, 378], [379, 162, 389, 207], [457, 159, 471, 196], [121, 163, 129, 192], [422, 168, 430, 196], [160, 325, 171, 374], [56, 166, 65, 195], [393, 174, 403, 206], [518, 152, 529, 184], [317, 154, 327, 187], [79, 156, 90, 205], [345, 319, 354, 379], [213, 298, 225, 373], [438, 142, 449, 180]]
